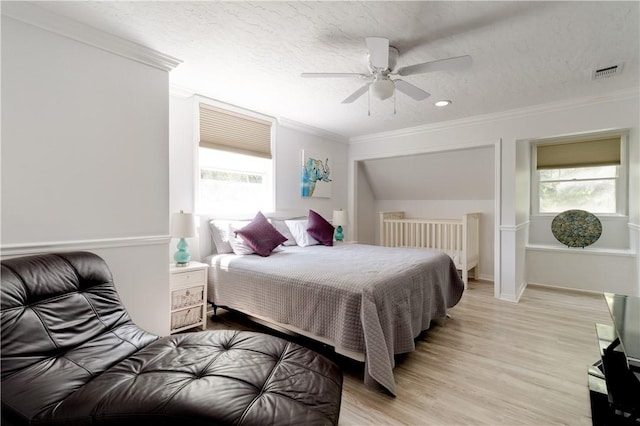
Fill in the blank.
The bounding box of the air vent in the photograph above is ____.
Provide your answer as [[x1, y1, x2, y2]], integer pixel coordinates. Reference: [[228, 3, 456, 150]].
[[592, 63, 623, 80]]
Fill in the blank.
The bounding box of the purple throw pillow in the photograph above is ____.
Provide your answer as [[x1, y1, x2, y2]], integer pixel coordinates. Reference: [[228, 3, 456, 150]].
[[307, 209, 335, 246], [236, 212, 287, 256]]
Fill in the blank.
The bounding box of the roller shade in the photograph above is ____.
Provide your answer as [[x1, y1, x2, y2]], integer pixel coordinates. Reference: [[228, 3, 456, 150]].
[[199, 103, 272, 159], [536, 137, 621, 170]]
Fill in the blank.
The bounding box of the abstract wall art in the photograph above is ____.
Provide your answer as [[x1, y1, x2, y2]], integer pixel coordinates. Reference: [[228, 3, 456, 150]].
[[301, 150, 332, 198]]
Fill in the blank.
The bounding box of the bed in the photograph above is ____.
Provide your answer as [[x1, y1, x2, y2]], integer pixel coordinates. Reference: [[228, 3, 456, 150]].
[[202, 213, 464, 396], [379, 211, 480, 286]]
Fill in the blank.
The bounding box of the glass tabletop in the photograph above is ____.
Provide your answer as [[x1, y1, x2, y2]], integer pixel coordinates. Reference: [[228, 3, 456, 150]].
[[604, 293, 640, 370]]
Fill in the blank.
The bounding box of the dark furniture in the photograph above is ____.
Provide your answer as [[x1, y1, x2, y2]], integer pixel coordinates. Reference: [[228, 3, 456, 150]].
[[1, 252, 342, 425], [589, 293, 640, 425]]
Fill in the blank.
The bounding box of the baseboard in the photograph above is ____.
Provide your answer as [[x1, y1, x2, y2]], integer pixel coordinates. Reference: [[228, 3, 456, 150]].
[[526, 281, 605, 296]]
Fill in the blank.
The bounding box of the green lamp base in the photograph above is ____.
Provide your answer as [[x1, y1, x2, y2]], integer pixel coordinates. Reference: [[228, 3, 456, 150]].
[[174, 238, 191, 266], [335, 225, 344, 242]]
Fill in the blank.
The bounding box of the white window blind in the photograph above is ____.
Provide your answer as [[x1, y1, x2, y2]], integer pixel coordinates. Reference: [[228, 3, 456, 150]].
[[199, 103, 272, 159], [536, 137, 621, 170]]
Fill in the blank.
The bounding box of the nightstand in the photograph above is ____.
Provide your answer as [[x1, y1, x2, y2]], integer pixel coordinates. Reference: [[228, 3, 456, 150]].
[[169, 262, 208, 333]]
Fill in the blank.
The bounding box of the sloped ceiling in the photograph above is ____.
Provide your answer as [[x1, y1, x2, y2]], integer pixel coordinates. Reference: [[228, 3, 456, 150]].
[[28, 1, 640, 139], [361, 146, 495, 200]]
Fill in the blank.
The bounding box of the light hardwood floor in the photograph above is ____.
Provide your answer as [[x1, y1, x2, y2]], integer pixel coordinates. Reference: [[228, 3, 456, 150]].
[[206, 280, 612, 425]]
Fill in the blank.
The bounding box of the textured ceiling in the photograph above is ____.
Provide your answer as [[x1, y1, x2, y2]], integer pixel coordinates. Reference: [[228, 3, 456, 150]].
[[31, 1, 640, 139]]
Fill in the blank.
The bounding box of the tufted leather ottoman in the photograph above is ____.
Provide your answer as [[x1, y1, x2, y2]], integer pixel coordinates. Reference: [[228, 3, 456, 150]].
[[1, 252, 342, 426], [40, 330, 343, 425]]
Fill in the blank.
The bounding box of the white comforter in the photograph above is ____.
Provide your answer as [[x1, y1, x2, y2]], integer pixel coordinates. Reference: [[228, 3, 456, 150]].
[[207, 243, 464, 395]]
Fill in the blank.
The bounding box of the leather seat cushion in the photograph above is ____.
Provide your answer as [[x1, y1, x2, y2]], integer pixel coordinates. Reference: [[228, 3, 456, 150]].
[[35, 330, 343, 425]]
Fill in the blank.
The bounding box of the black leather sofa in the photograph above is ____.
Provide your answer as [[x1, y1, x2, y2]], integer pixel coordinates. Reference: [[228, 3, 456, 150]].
[[1, 252, 343, 425]]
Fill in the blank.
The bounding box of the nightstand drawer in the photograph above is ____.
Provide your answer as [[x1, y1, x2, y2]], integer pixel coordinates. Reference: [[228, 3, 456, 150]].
[[170, 306, 203, 331], [171, 285, 204, 310], [170, 269, 206, 287]]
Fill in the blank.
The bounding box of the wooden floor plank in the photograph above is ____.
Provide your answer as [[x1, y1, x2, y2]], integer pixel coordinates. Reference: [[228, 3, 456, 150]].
[[206, 280, 612, 425]]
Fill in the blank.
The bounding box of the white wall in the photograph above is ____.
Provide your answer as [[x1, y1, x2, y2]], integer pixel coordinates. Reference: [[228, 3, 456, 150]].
[[273, 122, 349, 222], [355, 163, 377, 245], [1, 13, 176, 335], [169, 96, 350, 261], [349, 91, 639, 299]]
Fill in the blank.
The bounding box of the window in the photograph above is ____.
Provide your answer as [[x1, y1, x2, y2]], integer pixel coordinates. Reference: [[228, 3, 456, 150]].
[[538, 165, 617, 213], [532, 135, 626, 215], [197, 102, 274, 214]]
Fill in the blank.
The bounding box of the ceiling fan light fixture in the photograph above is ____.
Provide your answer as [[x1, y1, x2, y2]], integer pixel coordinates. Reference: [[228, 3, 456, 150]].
[[435, 100, 452, 107], [370, 79, 395, 100]]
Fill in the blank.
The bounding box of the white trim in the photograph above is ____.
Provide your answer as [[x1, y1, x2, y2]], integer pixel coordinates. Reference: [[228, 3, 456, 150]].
[[497, 280, 527, 303], [500, 221, 530, 232], [526, 282, 605, 297], [629, 223, 640, 232], [276, 118, 348, 144], [525, 244, 636, 257], [494, 138, 502, 299], [2, 2, 181, 72], [349, 88, 638, 144], [516, 280, 527, 302], [1, 236, 170, 258], [477, 273, 495, 282]]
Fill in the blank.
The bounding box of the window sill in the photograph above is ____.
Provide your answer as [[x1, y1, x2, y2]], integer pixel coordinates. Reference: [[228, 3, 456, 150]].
[[530, 214, 629, 221], [526, 244, 635, 257]]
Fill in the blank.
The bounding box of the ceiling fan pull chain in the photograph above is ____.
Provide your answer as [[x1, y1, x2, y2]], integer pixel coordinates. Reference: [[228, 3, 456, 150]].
[[393, 90, 397, 115], [368, 88, 371, 116]]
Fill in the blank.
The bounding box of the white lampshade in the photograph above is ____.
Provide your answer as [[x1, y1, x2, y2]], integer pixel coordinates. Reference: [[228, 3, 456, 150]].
[[370, 79, 395, 100], [171, 211, 195, 238], [332, 209, 348, 227]]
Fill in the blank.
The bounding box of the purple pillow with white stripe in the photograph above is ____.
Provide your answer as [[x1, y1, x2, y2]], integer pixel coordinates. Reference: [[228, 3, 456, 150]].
[[235, 212, 287, 256]]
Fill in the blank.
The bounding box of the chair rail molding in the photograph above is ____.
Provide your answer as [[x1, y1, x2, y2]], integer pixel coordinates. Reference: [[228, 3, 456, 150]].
[[500, 221, 530, 233], [1, 235, 170, 258]]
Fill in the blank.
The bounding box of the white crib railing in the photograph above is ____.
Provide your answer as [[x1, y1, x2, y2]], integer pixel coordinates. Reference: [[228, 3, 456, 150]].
[[379, 211, 480, 286]]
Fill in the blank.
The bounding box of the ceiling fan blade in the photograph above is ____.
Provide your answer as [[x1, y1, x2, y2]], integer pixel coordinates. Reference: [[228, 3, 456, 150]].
[[366, 37, 389, 69], [301, 72, 368, 78], [341, 84, 370, 104], [394, 80, 430, 101], [397, 55, 472, 77]]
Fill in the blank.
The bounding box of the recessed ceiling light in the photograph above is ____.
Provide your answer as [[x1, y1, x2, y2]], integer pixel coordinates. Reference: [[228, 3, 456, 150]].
[[435, 100, 452, 107]]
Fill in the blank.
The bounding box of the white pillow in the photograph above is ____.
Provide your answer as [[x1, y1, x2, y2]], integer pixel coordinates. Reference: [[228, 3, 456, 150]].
[[271, 219, 297, 246], [285, 219, 319, 247], [209, 219, 250, 254], [228, 224, 255, 255]]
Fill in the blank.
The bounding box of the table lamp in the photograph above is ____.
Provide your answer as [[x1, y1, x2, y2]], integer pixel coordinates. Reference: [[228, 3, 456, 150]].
[[171, 210, 195, 266], [332, 209, 348, 242]]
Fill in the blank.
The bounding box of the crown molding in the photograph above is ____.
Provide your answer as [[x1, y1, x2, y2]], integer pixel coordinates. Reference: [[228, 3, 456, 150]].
[[277, 118, 348, 144], [350, 88, 640, 144], [2, 2, 181, 72]]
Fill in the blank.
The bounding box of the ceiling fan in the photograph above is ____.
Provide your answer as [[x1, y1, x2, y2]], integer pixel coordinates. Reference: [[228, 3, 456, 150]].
[[301, 37, 471, 105]]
